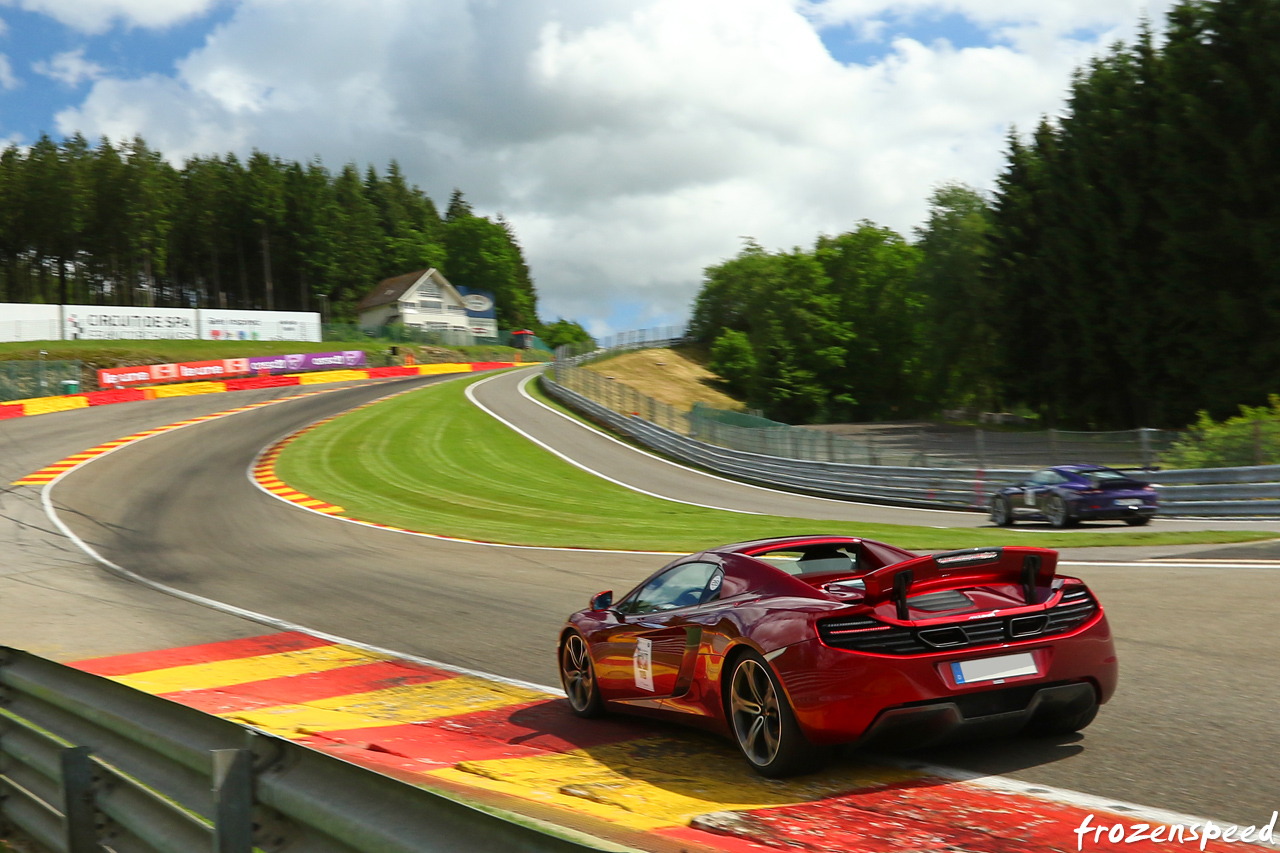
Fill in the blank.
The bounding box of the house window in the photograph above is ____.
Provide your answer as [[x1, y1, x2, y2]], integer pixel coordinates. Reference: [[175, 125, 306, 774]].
[[419, 300, 442, 310], [418, 283, 440, 298]]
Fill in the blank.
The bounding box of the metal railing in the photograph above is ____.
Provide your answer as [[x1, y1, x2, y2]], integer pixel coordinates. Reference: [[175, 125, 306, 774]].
[[0, 647, 603, 853], [542, 371, 1280, 517], [0, 360, 83, 402]]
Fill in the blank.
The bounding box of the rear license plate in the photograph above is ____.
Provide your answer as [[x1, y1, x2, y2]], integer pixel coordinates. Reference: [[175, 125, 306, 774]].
[[1115, 498, 1142, 507], [951, 653, 1038, 685]]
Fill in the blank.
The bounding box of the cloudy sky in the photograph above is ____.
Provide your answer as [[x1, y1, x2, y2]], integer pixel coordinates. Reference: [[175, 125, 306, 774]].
[[0, 0, 1171, 333]]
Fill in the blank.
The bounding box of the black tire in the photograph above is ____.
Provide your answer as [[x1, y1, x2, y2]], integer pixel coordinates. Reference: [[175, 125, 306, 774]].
[[991, 496, 1015, 527], [560, 631, 604, 718], [1124, 516, 1151, 527], [1046, 494, 1077, 528], [1026, 700, 1099, 737], [727, 651, 818, 777]]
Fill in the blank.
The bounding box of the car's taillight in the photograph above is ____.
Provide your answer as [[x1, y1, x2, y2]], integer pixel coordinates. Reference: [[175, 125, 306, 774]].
[[1079, 489, 1103, 495]]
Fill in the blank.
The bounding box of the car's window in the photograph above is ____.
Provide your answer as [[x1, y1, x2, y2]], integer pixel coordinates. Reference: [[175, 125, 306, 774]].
[[1087, 469, 1130, 482], [1031, 469, 1065, 485], [624, 562, 720, 614]]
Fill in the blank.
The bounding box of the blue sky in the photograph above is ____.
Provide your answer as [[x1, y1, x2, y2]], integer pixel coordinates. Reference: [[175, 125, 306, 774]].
[[0, 4, 235, 144], [817, 11, 997, 66]]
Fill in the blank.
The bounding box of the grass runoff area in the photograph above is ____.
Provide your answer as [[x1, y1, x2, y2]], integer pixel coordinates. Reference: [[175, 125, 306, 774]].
[[273, 371, 1274, 552]]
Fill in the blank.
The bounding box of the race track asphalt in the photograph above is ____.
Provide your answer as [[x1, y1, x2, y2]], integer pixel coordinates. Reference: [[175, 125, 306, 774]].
[[9, 369, 1278, 828]]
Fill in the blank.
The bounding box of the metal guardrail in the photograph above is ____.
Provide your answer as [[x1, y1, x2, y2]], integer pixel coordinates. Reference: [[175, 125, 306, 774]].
[[541, 374, 1280, 517], [0, 647, 604, 853]]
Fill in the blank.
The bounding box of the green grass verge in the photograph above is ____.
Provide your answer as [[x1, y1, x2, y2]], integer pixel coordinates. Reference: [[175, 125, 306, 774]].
[[274, 373, 1275, 552]]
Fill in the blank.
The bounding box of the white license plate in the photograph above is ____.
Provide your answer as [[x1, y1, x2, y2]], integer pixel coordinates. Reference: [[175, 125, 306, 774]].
[[1115, 498, 1142, 507], [951, 653, 1038, 685]]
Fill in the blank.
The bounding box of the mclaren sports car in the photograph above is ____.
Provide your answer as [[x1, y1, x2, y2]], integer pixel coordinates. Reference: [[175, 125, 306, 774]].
[[559, 536, 1117, 776]]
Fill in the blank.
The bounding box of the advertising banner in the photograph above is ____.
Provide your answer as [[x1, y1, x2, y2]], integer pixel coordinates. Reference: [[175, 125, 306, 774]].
[[198, 309, 322, 342], [456, 287, 498, 337], [63, 306, 198, 340], [97, 350, 367, 387], [0, 303, 61, 342]]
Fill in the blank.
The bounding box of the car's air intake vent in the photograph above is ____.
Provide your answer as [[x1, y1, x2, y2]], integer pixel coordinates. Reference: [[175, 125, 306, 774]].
[[906, 590, 974, 612], [815, 588, 1099, 655]]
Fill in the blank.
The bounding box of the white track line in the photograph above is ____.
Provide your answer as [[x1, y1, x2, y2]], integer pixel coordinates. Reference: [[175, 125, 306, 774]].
[[894, 758, 1280, 846], [247, 373, 682, 556], [39, 374, 1274, 841], [39, 383, 566, 698], [516, 369, 981, 519], [467, 371, 761, 515]]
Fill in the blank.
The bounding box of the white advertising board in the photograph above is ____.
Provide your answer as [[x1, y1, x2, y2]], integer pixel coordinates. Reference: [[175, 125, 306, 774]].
[[198, 309, 322, 342], [0, 303, 61, 342], [63, 306, 198, 340]]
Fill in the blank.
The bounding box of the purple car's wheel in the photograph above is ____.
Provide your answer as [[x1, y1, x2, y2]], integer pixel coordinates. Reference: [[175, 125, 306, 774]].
[[728, 653, 816, 777], [560, 632, 603, 718], [1046, 494, 1077, 528]]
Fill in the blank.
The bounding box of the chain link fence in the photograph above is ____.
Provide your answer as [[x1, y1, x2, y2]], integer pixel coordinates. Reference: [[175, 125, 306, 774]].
[[0, 359, 82, 401], [553, 328, 1182, 469]]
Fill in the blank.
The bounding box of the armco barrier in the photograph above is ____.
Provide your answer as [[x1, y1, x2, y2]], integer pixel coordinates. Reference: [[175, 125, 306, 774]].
[[0, 646, 599, 853], [542, 374, 1280, 517]]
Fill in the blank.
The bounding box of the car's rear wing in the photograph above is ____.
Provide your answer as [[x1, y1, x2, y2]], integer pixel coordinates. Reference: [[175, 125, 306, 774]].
[[862, 547, 1058, 619]]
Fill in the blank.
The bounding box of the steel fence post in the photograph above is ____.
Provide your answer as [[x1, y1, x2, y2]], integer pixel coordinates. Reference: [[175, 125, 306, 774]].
[[1140, 428, 1153, 469], [61, 746, 97, 853], [212, 749, 253, 853]]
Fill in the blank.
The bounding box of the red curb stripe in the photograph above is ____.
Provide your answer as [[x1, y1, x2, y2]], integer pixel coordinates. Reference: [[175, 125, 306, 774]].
[[73, 632, 331, 676], [158, 659, 454, 714], [700, 778, 1250, 853]]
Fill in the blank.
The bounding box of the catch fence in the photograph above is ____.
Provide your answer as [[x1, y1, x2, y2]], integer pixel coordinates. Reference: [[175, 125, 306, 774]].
[[0, 360, 82, 402], [548, 327, 1280, 514]]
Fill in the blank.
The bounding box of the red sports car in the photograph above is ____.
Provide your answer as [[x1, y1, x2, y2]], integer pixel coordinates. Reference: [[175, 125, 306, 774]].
[[559, 536, 1117, 776]]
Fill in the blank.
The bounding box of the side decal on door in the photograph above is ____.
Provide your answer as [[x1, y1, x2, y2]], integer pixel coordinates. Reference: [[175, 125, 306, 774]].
[[634, 637, 654, 692]]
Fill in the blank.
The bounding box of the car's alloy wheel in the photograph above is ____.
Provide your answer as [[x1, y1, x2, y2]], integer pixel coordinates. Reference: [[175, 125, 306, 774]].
[[561, 632, 603, 718], [1047, 494, 1075, 528], [728, 653, 816, 777], [991, 497, 1014, 526]]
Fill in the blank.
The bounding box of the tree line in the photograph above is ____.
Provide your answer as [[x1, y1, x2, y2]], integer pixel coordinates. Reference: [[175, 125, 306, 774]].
[[0, 134, 593, 347], [694, 0, 1280, 430]]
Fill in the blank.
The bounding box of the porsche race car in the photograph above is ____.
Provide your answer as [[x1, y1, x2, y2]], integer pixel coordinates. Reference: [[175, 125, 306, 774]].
[[559, 536, 1116, 776], [989, 465, 1158, 528]]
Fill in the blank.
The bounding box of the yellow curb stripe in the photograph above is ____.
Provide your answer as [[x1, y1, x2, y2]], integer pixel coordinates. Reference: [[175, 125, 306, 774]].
[[109, 643, 386, 694], [430, 739, 920, 832], [223, 675, 545, 738]]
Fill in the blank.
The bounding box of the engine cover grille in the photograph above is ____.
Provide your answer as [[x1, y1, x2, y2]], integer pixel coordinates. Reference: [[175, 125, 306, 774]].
[[816, 588, 1099, 655]]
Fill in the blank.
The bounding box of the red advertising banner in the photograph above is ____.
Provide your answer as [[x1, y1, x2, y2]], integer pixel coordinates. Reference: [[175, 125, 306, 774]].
[[99, 360, 242, 387]]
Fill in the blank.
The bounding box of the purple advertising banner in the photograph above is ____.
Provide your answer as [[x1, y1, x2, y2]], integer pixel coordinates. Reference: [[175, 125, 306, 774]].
[[244, 350, 367, 375]]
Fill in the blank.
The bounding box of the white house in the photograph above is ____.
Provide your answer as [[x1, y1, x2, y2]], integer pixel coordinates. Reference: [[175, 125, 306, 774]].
[[356, 269, 498, 337]]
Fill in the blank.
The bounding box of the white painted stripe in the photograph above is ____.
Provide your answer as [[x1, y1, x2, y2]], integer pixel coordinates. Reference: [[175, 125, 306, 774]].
[[894, 759, 1280, 848], [515, 369, 981, 519], [467, 370, 762, 515], [244, 373, 681, 556]]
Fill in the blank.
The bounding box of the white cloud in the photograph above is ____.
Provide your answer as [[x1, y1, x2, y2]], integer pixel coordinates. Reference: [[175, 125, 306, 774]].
[[54, 0, 1174, 330], [0, 53, 18, 90], [3, 0, 223, 33], [32, 48, 105, 86]]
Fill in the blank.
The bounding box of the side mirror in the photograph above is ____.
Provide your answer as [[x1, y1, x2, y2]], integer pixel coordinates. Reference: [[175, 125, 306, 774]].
[[589, 590, 613, 611]]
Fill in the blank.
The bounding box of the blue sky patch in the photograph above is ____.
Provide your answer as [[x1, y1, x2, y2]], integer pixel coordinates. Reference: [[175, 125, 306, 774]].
[[0, 6, 233, 144], [817, 11, 1000, 66]]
